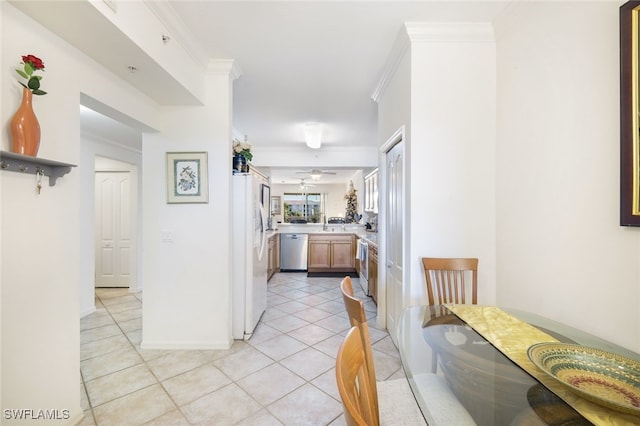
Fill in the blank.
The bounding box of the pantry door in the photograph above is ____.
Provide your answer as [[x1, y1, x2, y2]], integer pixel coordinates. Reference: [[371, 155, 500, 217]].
[[385, 139, 404, 346], [95, 171, 132, 287]]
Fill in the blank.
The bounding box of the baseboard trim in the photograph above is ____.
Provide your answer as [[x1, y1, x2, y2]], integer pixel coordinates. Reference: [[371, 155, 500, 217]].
[[140, 339, 233, 350], [307, 271, 358, 278]]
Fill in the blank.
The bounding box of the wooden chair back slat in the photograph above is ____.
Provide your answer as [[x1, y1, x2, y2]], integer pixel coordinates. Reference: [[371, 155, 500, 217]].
[[421, 258, 478, 306], [336, 327, 378, 426], [340, 277, 380, 425]]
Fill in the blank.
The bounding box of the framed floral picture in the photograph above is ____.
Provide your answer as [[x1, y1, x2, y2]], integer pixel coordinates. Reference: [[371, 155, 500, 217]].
[[166, 152, 209, 204], [271, 196, 281, 215]]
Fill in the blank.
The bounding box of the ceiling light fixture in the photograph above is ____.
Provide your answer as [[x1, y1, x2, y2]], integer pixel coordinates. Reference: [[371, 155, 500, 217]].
[[304, 123, 322, 149]]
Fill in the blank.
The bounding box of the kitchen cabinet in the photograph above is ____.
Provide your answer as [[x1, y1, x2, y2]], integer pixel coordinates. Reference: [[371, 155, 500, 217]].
[[364, 169, 379, 213], [308, 238, 331, 270], [267, 233, 279, 281], [368, 243, 378, 304], [308, 234, 356, 272]]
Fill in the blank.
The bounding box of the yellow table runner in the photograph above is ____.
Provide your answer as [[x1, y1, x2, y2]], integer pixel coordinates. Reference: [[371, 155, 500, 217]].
[[446, 305, 640, 426]]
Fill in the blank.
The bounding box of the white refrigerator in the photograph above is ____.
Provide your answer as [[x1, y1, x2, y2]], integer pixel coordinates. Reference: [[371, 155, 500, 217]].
[[232, 173, 268, 340]]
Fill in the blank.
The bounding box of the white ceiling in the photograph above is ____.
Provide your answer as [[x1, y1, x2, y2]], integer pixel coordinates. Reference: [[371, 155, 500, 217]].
[[170, 1, 508, 150], [36, 1, 509, 183], [265, 167, 365, 185], [80, 106, 143, 150]]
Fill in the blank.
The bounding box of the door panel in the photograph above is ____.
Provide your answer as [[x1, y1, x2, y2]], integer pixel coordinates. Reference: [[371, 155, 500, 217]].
[[118, 177, 131, 280], [331, 240, 354, 268], [386, 140, 404, 345], [95, 172, 131, 287], [308, 239, 331, 268], [97, 177, 115, 282]]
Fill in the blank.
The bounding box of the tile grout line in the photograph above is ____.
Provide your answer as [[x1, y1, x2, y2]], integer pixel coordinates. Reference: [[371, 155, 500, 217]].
[[93, 290, 207, 425], [85, 290, 156, 419], [82, 276, 397, 425]]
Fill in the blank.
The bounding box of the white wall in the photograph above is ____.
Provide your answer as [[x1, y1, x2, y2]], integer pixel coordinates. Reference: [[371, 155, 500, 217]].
[[1, 3, 170, 422], [1, 5, 78, 422], [408, 24, 497, 306], [376, 37, 411, 325], [376, 24, 497, 318], [377, 8, 640, 353], [494, 1, 640, 351], [141, 65, 235, 350]]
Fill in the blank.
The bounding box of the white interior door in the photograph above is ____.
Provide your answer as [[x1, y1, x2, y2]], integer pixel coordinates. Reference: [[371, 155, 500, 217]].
[[95, 171, 131, 287], [385, 140, 404, 345]]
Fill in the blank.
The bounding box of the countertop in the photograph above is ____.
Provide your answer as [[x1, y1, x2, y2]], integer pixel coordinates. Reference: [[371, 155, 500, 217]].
[[272, 223, 365, 234], [267, 230, 378, 247], [359, 233, 378, 247], [266, 224, 378, 246]]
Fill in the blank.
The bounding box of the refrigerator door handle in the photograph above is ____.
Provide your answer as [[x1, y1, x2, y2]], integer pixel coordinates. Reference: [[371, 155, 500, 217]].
[[257, 203, 267, 261]]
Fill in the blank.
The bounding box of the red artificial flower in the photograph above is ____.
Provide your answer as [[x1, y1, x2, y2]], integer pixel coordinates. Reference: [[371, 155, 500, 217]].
[[22, 54, 45, 70], [16, 54, 47, 95]]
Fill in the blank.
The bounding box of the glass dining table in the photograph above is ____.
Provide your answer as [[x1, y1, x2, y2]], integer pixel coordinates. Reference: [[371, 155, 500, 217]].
[[397, 305, 640, 426]]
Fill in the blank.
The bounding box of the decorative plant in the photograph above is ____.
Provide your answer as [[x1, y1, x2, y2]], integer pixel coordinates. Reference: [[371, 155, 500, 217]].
[[233, 137, 253, 161], [16, 54, 47, 95]]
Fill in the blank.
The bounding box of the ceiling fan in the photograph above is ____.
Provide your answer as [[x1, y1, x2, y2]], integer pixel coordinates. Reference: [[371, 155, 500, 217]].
[[299, 178, 316, 190], [296, 169, 336, 178]]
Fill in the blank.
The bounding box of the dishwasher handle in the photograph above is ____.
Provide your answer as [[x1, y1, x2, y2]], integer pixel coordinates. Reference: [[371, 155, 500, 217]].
[[284, 234, 306, 240]]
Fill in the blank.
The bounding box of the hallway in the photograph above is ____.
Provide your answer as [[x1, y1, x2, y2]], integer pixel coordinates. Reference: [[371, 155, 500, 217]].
[[79, 273, 403, 425]]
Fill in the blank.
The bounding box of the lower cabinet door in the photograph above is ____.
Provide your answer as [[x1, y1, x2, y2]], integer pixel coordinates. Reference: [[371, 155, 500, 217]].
[[331, 240, 354, 269], [308, 240, 331, 269]]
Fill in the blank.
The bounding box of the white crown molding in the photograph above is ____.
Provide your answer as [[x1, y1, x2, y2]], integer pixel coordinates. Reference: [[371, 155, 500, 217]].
[[371, 22, 494, 103], [370, 27, 410, 103], [144, 0, 210, 70], [405, 22, 495, 43], [207, 59, 242, 81]]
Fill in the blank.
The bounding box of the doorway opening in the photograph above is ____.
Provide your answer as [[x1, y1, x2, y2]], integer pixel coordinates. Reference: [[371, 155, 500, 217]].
[[80, 96, 147, 315], [94, 157, 138, 289]]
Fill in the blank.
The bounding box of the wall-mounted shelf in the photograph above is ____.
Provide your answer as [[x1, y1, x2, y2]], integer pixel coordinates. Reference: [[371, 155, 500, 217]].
[[0, 150, 76, 186]]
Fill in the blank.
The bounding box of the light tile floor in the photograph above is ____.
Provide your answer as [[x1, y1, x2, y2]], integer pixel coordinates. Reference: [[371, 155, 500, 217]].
[[79, 273, 404, 425]]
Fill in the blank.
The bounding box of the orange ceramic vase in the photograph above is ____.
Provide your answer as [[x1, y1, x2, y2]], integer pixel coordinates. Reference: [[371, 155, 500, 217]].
[[10, 87, 41, 156]]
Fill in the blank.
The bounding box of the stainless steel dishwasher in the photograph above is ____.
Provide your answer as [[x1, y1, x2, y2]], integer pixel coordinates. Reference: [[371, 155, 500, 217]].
[[280, 234, 308, 271]]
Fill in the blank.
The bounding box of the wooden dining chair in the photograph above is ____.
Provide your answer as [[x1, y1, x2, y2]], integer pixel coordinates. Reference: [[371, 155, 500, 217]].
[[340, 276, 379, 424], [421, 258, 478, 373], [336, 326, 377, 426], [339, 277, 426, 425], [421, 258, 478, 306]]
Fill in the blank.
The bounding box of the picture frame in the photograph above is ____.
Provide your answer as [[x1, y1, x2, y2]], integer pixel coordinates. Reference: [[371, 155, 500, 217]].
[[620, 1, 640, 225], [271, 195, 282, 215], [261, 184, 271, 209], [166, 152, 209, 204]]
